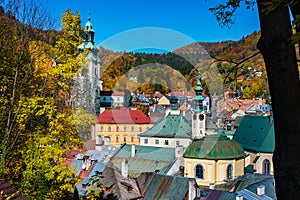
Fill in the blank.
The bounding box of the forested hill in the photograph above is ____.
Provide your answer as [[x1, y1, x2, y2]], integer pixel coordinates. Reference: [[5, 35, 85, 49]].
[[99, 30, 267, 97]]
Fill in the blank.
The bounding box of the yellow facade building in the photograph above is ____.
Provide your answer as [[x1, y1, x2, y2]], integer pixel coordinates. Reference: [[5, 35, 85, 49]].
[[183, 135, 245, 187], [94, 108, 153, 146]]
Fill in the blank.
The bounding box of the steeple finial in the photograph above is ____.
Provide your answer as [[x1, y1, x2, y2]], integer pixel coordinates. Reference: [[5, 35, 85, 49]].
[[194, 75, 204, 98], [88, 11, 91, 21], [193, 75, 205, 113]]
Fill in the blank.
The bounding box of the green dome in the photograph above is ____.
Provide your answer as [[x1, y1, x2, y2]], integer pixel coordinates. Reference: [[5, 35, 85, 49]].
[[184, 135, 245, 160]]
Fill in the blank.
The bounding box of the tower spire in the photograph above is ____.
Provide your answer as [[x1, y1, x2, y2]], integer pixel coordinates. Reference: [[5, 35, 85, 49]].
[[194, 76, 204, 113], [192, 75, 206, 139]]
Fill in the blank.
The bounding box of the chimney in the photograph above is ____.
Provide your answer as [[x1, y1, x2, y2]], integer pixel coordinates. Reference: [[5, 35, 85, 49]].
[[196, 188, 201, 198], [175, 146, 184, 158], [91, 124, 95, 139], [188, 180, 196, 200], [209, 183, 215, 189], [131, 145, 136, 157], [257, 185, 265, 196], [259, 98, 262, 105], [96, 135, 101, 146], [121, 158, 128, 178], [236, 195, 243, 200]]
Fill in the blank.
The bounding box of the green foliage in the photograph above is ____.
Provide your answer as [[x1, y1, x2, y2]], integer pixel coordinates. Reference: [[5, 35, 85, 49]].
[[0, 8, 88, 199], [101, 52, 195, 92], [73, 107, 95, 141]]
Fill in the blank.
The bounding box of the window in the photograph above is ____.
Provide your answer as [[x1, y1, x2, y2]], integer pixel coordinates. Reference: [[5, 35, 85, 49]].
[[108, 126, 111, 132], [155, 139, 159, 145], [131, 136, 134, 142], [100, 126, 103, 132], [116, 126, 119, 132], [227, 164, 233, 180], [116, 136, 119, 142], [195, 164, 204, 179], [262, 159, 271, 175], [139, 127, 142, 132], [124, 136, 126, 143], [144, 139, 148, 144], [124, 126, 127, 132], [131, 126, 134, 132], [176, 141, 180, 147], [165, 140, 169, 146]]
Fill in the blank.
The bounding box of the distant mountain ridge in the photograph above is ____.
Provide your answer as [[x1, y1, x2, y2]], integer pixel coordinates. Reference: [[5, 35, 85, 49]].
[[99, 30, 266, 97]]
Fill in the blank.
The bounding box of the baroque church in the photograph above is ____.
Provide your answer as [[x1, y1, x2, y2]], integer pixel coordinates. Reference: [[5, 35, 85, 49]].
[[72, 16, 102, 115]]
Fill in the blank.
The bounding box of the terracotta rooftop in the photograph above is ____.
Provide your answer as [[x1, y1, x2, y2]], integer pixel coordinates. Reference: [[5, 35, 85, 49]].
[[96, 108, 153, 124], [168, 91, 195, 97], [100, 91, 125, 96], [216, 99, 266, 117]]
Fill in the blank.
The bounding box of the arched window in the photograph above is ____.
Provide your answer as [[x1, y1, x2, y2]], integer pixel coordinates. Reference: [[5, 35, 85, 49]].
[[262, 159, 271, 175], [195, 164, 204, 179], [227, 164, 233, 180]]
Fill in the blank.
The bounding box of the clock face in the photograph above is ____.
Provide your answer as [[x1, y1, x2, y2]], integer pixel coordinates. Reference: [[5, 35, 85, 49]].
[[193, 114, 197, 120], [199, 114, 204, 121]]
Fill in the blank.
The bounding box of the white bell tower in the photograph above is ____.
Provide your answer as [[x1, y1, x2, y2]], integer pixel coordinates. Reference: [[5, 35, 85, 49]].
[[192, 77, 207, 139]]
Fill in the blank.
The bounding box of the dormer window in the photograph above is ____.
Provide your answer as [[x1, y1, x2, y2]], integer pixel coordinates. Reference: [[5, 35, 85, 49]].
[[165, 140, 169, 145], [120, 182, 133, 191]]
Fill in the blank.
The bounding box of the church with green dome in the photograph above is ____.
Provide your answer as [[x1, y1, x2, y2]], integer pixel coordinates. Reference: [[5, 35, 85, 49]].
[[184, 77, 246, 187], [183, 134, 245, 187]]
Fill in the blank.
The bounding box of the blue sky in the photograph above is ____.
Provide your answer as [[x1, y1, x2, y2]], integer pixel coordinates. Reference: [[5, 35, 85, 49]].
[[47, 0, 260, 52]]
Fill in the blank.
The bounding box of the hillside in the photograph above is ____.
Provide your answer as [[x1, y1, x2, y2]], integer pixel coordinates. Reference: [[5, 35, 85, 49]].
[[98, 30, 269, 99]]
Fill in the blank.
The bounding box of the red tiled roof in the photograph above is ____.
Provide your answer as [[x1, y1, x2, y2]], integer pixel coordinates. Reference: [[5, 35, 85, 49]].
[[96, 108, 153, 124], [78, 162, 96, 179], [112, 91, 125, 96], [64, 149, 86, 166], [168, 91, 195, 97]]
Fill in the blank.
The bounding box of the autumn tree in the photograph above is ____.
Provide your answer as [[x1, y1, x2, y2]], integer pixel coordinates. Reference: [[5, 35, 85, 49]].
[[0, 4, 87, 198], [210, 1, 300, 199]]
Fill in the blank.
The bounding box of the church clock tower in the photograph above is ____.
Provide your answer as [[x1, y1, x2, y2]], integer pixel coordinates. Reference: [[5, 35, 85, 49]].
[[192, 77, 207, 139], [73, 16, 102, 115]]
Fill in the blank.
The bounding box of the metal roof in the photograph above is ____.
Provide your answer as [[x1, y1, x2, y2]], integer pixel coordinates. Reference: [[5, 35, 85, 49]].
[[110, 145, 177, 178], [184, 135, 245, 160], [139, 112, 191, 138], [142, 175, 191, 200], [101, 165, 195, 200], [0, 181, 26, 200], [233, 115, 275, 153]]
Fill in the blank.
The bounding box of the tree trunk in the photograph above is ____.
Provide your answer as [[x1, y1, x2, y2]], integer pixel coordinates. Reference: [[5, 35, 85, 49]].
[[257, 1, 300, 199]]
